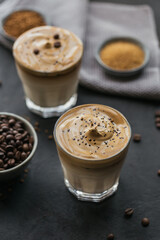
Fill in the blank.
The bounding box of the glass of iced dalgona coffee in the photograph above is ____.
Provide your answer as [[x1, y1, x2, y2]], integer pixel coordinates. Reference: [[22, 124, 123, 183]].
[[13, 26, 83, 118], [54, 104, 131, 202]]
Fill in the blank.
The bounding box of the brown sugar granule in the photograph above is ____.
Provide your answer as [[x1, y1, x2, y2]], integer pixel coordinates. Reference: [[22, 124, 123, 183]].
[[3, 10, 46, 38], [100, 41, 145, 71]]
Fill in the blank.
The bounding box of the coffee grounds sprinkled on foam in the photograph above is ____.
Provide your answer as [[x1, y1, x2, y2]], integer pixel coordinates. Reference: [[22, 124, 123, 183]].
[[57, 106, 130, 159]]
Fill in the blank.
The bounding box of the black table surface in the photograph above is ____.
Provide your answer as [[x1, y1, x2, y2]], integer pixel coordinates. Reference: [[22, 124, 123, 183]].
[[0, 0, 160, 239]]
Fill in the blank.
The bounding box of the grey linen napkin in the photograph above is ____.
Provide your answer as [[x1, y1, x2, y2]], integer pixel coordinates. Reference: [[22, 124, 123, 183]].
[[80, 2, 160, 100], [0, 0, 160, 100]]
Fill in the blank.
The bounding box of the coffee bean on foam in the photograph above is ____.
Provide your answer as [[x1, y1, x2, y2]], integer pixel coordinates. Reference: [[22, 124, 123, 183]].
[[54, 41, 61, 48], [0, 115, 34, 171]]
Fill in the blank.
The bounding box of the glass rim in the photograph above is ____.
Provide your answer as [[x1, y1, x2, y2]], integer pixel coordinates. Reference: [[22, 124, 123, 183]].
[[53, 104, 132, 163]]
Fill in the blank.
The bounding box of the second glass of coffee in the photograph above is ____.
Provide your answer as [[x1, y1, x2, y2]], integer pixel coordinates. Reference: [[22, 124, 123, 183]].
[[54, 104, 131, 202], [13, 26, 83, 118]]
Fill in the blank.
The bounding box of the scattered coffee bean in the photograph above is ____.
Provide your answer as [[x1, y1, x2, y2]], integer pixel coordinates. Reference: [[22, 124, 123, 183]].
[[34, 121, 39, 127], [48, 135, 53, 140], [155, 117, 160, 123], [8, 187, 12, 192], [155, 110, 160, 117], [157, 169, 160, 176], [24, 168, 29, 173], [33, 49, 39, 55], [19, 178, 24, 183], [34, 127, 40, 132], [156, 123, 160, 129], [124, 208, 134, 217], [44, 129, 49, 134], [24, 116, 30, 122], [133, 134, 141, 142], [141, 218, 149, 227], [53, 34, 59, 39], [0, 115, 34, 170], [54, 41, 61, 48], [107, 233, 114, 240]]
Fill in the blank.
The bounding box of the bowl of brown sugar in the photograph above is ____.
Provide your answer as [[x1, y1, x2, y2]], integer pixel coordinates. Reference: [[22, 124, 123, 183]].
[[96, 37, 150, 77], [1, 9, 46, 42]]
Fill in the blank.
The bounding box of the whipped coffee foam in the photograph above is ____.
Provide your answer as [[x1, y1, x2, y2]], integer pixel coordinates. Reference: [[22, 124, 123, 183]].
[[56, 104, 131, 160], [13, 26, 83, 73]]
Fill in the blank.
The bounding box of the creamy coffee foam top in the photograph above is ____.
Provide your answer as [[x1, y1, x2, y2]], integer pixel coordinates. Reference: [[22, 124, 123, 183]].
[[13, 26, 83, 73], [56, 104, 131, 160]]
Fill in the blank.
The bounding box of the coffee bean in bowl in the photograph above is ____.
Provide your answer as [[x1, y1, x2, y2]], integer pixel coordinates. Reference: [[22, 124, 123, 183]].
[[0, 113, 38, 182]]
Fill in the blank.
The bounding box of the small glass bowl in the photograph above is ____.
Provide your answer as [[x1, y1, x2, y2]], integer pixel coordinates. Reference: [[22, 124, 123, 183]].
[[96, 36, 150, 77]]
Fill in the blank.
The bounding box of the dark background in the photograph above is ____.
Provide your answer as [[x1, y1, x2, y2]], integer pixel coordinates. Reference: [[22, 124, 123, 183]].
[[0, 0, 160, 239]]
